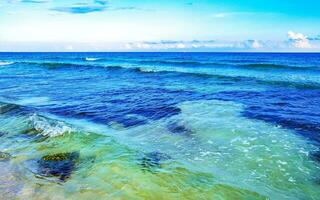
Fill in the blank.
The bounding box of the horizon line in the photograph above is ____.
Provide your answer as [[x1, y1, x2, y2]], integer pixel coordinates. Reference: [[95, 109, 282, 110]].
[[1, 51, 320, 53]]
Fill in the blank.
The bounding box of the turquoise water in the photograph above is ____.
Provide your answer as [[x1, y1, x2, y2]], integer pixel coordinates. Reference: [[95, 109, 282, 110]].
[[0, 53, 320, 199]]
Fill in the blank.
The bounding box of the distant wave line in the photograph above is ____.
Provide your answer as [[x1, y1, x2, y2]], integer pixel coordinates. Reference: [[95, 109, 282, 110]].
[[85, 57, 101, 61], [12, 59, 320, 72], [139, 60, 319, 71], [9, 60, 320, 89], [0, 61, 15, 66]]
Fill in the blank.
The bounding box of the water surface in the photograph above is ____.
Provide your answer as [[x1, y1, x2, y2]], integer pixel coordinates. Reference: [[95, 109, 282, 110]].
[[0, 52, 320, 199]]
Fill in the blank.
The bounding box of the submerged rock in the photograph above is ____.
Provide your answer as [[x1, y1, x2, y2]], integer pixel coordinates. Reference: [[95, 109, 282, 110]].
[[37, 152, 79, 181], [0, 102, 19, 114], [0, 152, 11, 161], [0, 131, 6, 137], [140, 151, 171, 172], [167, 121, 193, 136]]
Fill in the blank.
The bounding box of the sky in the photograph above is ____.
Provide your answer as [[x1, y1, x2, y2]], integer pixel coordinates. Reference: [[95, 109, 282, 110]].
[[0, 0, 320, 52]]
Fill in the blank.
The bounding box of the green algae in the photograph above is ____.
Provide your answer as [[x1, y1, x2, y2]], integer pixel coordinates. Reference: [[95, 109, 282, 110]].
[[0, 152, 11, 161], [42, 152, 79, 162], [38, 152, 80, 181]]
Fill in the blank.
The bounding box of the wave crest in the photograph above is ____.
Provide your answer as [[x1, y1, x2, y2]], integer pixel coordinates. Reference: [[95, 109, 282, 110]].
[[0, 61, 14, 66], [85, 57, 100, 61], [138, 60, 223, 67], [29, 114, 73, 137], [135, 67, 162, 73]]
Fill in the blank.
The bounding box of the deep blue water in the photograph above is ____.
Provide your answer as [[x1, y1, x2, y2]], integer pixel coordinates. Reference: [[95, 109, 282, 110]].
[[1, 52, 320, 144]]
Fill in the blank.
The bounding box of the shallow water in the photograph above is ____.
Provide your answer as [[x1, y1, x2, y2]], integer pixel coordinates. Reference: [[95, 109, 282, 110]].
[[0, 52, 320, 199]]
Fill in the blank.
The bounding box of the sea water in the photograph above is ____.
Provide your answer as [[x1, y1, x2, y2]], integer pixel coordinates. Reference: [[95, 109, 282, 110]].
[[0, 52, 319, 199]]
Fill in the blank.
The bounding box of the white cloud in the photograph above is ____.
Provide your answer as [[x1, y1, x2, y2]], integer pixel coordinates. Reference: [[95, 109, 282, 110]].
[[176, 43, 186, 49], [65, 45, 73, 51], [212, 12, 253, 18], [287, 31, 312, 49], [1, 33, 319, 52], [124, 40, 265, 51], [248, 40, 263, 49], [251, 40, 262, 49], [213, 13, 229, 18], [212, 12, 273, 18]]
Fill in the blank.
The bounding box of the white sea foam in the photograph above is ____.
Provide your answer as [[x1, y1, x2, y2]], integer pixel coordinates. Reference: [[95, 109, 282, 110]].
[[85, 57, 100, 61], [0, 61, 14, 66], [29, 114, 73, 137]]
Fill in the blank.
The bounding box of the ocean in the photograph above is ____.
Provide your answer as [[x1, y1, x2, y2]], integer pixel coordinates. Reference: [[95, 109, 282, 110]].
[[0, 52, 320, 199]]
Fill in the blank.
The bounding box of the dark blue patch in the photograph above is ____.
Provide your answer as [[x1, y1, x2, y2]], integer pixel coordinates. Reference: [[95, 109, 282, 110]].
[[310, 151, 320, 163], [0, 132, 6, 137], [215, 89, 320, 144], [48, 87, 210, 127], [37, 152, 79, 181], [0, 102, 20, 114]]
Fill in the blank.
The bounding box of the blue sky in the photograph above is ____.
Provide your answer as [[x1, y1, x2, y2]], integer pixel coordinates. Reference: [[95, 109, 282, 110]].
[[1, 0, 320, 51]]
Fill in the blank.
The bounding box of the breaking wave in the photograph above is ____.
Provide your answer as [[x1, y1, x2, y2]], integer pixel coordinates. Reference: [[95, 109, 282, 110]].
[[28, 114, 74, 137], [85, 57, 100, 61], [0, 61, 14, 66]]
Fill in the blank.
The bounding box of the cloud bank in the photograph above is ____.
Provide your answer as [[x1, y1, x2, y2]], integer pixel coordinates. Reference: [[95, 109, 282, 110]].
[[124, 39, 269, 51], [121, 32, 319, 52], [287, 31, 312, 49], [1, 31, 319, 52]]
